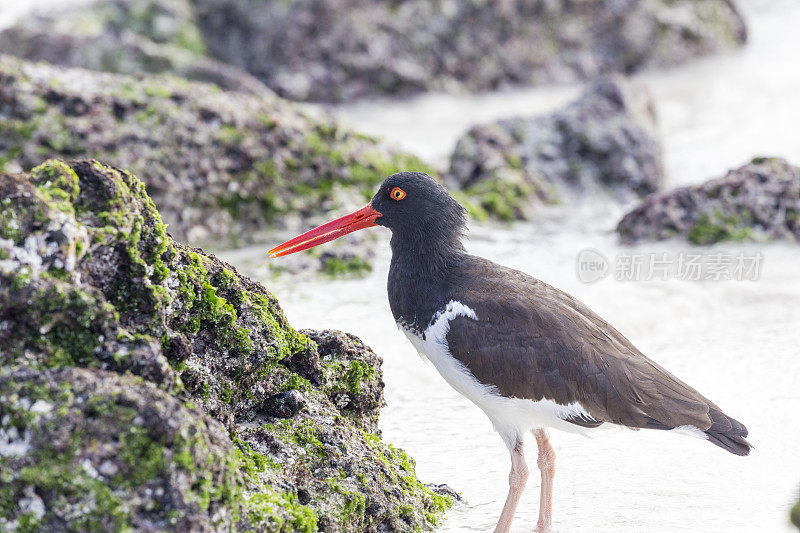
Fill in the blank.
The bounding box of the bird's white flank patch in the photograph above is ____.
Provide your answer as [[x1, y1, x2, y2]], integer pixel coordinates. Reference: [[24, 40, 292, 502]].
[[399, 299, 597, 450], [671, 425, 708, 440]]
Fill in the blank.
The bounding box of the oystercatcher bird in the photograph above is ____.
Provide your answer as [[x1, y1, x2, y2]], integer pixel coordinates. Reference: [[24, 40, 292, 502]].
[[269, 172, 751, 532]]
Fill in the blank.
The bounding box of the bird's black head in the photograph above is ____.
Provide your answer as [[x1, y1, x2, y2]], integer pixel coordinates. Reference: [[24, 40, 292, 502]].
[[371, 172, 467, 248], [268, 171, 467, 259]]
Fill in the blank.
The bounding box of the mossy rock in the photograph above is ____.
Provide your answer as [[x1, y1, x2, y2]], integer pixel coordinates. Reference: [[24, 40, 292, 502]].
[[687, 211, 753, 245], [0, 367, 264, 531], [11, 0, 206, 54], [0, 0, 274, 96], [0, 55, 435, 251], [0, 159, 452, 531], [617, 157, 800, 245], [447, 76, 661, 222]]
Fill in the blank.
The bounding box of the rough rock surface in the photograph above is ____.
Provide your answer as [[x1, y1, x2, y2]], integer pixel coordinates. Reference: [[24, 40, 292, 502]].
[[193, 0, 746, 103], [0, 55, 430, 243], [0, 367, 251, 531], [0, 27, 271, 98], [0, 55, 431, 273], [447, 76, 663, 221], [0, 0, 271, 96], [617, 157, 800, 245], [43, 0, 205, 53], [0, 159, 451, 531]]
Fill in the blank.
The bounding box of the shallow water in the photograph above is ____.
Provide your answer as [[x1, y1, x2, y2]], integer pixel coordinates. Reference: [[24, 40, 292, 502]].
[[222, 1, 800, 531]]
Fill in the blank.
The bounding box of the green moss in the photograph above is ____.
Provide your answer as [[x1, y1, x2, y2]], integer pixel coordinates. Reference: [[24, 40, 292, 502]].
[[111, 0, 207, 56], [338, 488, 367, 524], [0, 201, 27, 243], [320, 254, 373, 278], [0, 146, 23, 172], [506, 154, 524, 169], [256, 113, 276, 130], [14, 430, 132, 531], [219, 123, 245, 146], [461, 177, 539, 222], [245, 490, 317, 532], [216, 192, 244, 219], [173, 25, 207, 56], [116, 425, 169, 487], [221, 383, 234, 403], [0, 464, 15, 515], [288, 419, 325, 452], [10, 266, 32, 291], [1, 280, 112, 369], [2, 378, 222, 531], [143, 84, 173, 99], [688, 210, 753, 245], [172, 253, 254, 359], [305, 131, 326, 153], [230, 437, 318, 531], [360, 432, 453, 528], [16, 512, 42, 533], [31, 159, 81, 202], [283, 372, 312, 393], [791, 497, 800, 530], [345, 360, 374, 394], [0, 116, 38, 142]]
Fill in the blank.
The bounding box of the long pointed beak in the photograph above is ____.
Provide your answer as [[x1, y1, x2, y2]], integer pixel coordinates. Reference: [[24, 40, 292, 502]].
[[268, 203, 382, 258]]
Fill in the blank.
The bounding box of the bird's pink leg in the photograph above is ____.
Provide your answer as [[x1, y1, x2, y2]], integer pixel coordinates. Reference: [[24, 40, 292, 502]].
[[534, 429, 556, 532], [493, 442, 528, 533]]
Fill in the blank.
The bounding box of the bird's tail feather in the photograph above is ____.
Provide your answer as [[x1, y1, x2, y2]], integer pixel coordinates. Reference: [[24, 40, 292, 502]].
[[704, 408, 751, 456]]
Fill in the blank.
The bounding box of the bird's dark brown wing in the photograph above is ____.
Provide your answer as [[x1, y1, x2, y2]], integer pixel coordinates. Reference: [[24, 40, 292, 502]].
[[445, 256, 750, 455]]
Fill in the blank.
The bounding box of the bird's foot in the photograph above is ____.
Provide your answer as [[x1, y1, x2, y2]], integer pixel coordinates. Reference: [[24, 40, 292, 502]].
[[534, 523, 557, 533]]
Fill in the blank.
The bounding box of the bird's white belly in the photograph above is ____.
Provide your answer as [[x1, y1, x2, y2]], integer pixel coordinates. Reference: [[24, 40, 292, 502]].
[[398, 300, 596, 450]]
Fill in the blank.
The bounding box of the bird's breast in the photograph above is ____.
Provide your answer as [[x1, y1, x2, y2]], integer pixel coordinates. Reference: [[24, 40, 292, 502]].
[[397, 300, 496, 399]]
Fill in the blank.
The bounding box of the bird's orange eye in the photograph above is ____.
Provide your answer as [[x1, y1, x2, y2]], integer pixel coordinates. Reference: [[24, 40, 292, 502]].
[[390, 187, 406, 201]]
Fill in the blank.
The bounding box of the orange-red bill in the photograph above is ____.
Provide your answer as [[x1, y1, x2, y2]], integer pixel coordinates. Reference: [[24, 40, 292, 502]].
[[268, 203, 382, 258]]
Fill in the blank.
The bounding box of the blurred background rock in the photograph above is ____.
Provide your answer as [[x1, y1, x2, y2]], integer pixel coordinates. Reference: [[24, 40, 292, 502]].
[[0, 0, 764, 276]]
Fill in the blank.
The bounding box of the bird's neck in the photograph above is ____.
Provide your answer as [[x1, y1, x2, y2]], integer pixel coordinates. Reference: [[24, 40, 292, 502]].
[[387, 231, 465, 333], [389, 227, 465, 275]]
